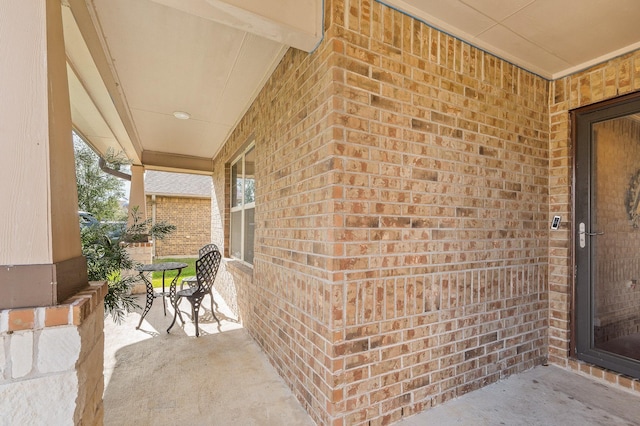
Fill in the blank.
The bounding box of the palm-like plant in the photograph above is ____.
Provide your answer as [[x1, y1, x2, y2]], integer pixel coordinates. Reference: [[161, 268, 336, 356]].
[[81, 208, 175, 323]]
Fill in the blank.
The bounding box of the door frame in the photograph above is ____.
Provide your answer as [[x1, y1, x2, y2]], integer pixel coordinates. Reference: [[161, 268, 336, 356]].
[[572, 91, 640, 379]]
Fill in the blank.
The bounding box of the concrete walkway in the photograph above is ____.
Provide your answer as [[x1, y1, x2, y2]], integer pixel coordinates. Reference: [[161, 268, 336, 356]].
[[397, 365, 640, 426], [104, 292, 640, 426], [103, 292, 314, 426]]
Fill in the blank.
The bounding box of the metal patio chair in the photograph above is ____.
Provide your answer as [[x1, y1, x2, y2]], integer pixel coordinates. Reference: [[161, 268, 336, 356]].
[[180, 243, 219, 311], [167, 249, 221, 336]]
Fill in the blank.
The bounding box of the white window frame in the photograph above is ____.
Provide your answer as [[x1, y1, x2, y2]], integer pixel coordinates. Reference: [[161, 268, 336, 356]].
[[230, 143, 255, 265]]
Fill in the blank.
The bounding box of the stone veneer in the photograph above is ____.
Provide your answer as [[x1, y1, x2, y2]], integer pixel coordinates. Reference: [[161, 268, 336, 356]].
[[0, 281, 107, 424]]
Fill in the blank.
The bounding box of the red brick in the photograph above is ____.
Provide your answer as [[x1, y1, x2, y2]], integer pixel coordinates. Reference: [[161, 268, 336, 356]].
[[9, 308, 35, 331]]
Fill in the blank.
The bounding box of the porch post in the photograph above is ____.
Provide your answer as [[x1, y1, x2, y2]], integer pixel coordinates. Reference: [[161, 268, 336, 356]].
[[0, 2, 104, 424], [128, 164, 148, 226], [0, 0, 87, 309], [125, 164, 152, 287]]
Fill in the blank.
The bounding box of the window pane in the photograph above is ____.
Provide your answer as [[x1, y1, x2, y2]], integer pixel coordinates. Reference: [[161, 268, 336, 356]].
[[244, 147, 256, 204], [230, 144, 256, 264], [231, 160, 243, 208], [230, 210, 242, 259], [244, 207, 255, 264]]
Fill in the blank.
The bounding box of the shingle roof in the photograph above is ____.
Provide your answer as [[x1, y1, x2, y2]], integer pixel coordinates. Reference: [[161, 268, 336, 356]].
[[145, 171, 211, 198]]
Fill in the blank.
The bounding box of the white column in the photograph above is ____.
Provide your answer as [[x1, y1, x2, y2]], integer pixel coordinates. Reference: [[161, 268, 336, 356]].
[[128, 165, 147, 227], [0, 0, 87, 308]]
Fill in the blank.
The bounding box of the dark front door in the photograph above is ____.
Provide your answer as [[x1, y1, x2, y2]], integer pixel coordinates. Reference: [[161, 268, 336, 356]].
[[574, 92, 640, 379]]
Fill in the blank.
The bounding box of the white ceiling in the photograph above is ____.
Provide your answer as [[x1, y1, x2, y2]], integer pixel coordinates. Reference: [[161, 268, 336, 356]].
[[94, 0, 287, 159], [64, 0, 640, 173], [64, 0, 322, 172]]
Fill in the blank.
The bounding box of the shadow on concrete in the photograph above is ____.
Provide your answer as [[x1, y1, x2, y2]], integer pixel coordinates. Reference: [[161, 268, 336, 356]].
[[103, 293, 313, 426], [396, 364, 640, 426], [105, 294, 640, 426]]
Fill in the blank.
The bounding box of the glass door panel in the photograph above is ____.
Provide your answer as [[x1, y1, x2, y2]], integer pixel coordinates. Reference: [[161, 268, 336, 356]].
[[592, 117, 640, 362], [574, 93, 640, 379]]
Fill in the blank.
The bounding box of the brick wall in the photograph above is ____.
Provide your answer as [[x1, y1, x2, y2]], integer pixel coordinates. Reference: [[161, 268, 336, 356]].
[[212, 11, 336, 423], [210, 1, 553, 424], [211, 14, 337, 424], [550, 54, 640, 390], [324, 2, 549, 424], [146, 195, 211, 258], [123, 241, 153, 294]]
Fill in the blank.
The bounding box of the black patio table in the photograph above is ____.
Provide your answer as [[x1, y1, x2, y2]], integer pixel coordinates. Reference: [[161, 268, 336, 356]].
[[136, 262, 188, 329]]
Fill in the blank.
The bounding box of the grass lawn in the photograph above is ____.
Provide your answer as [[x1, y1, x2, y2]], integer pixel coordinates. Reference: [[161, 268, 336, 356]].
[[151, 258, 196, 288]]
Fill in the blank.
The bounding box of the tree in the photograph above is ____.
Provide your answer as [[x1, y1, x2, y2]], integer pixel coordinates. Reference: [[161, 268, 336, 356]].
[[73, 133, 126, 221]]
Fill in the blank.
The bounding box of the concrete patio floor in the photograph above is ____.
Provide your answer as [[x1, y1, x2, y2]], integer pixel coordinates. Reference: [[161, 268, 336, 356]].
[[103, 291, 314, 425], [104, 291, 640, 426], [396, 365, 640, 426]]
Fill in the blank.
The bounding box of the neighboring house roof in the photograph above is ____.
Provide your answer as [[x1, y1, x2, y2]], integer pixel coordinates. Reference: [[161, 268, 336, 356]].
[[145, 171, 211, 198]]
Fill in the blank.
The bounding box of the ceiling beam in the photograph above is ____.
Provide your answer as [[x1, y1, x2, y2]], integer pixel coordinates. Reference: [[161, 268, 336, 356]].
[[148, 0, 323, 52], [65, 0, 143, 162], [141, 150, 214, 175]]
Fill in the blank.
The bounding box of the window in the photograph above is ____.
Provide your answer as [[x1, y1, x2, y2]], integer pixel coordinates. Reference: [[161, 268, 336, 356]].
[[230, 145, 255, 264]]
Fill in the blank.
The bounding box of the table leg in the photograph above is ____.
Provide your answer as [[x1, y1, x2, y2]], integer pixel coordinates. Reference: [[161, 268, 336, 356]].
[[167, 268, 185, 333], [161, 270, 167, 316], [136, 272, 155, 329]]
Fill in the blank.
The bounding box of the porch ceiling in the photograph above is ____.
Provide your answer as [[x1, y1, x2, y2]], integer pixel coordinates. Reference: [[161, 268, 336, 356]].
[[64, 0, 322, 173], [64, 0, 640, 173]]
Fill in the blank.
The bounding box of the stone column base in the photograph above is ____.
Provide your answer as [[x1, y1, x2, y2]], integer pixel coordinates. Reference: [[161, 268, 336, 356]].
[[0, 282, 108, 424]]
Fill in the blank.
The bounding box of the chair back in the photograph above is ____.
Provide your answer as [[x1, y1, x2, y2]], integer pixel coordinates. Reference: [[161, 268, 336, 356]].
[[199, 243, 219, 258], [195, 249, 221, 297]]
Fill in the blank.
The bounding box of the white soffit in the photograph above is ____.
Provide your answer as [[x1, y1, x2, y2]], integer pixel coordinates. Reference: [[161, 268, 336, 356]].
[[64, 0, 322, 171], [62, 4, 140, 163], [382, 0, 640, 80], [150, 0, 323, 52], [88, 0, 292, 162]]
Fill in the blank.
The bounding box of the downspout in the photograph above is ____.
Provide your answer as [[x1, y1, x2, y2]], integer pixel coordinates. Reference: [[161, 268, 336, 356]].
[[99, 157, 131, 181], [151, 194, 157, 258]]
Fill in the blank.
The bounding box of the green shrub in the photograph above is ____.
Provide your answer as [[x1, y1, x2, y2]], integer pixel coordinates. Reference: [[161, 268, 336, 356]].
[[81, 209, 175, 323]]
